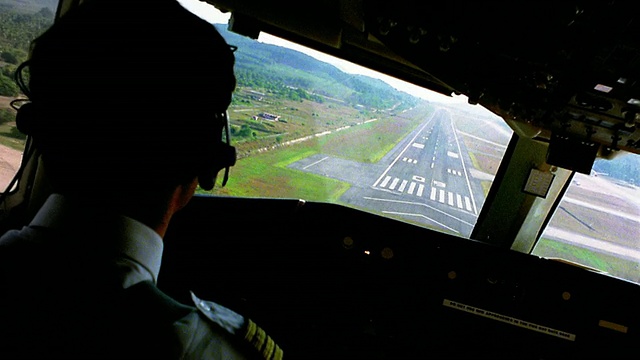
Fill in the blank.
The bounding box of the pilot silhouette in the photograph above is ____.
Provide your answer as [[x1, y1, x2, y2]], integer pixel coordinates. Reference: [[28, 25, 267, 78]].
[[0, 0, 282, 358]]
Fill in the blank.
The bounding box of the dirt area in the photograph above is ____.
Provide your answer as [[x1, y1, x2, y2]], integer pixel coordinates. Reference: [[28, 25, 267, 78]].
[[0, 143, 22, 191], [0, 96, 24, 191], [0, 95, 15, 109]]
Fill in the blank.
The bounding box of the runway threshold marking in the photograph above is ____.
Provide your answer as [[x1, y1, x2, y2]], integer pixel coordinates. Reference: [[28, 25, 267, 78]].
[[465, 197, 472, 211], [382, 211, 460, 234], [380, 176, 392, 187], [364, 196, 475, 228], [398, 180, 408, 192], [377, 177, 476, 214], [389, 178, 400, 190], [450, 119, 478, 215]]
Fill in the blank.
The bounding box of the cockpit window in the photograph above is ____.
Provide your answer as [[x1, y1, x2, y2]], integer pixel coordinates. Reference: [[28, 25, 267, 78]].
[[0, 2, 57, 192], [534, 154, 640, 284], [185, 1, 514, 239]]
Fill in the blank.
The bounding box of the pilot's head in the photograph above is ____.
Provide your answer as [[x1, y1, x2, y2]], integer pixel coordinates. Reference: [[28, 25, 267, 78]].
[[16, 0, 236, 199]]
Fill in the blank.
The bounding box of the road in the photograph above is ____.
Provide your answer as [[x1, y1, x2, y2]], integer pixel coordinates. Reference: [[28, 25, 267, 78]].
[[289, 109, 485, 237]]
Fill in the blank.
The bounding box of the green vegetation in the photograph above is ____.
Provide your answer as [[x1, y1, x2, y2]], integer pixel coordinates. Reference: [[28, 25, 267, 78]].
[[0, 6, 54, 69], [314, 113, 424, 163], [0, 3, 52, 98], [534, 238, 640, 284], [0, 108, 15, 125], [0, 3, 54, 154], [218, 24, 419, 112], [200, 103, 430, 204], [0, 0, 57, 14], [0, 121, 25, 150], [0, 73, 19, 96], [198, 146, 351, 202]]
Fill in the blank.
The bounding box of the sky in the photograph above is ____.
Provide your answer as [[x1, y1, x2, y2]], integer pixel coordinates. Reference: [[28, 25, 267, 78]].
[[176, 0, 470, 105]]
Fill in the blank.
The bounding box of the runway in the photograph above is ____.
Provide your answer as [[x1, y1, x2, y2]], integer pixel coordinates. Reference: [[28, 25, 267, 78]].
[[289, 109, 486, 237]]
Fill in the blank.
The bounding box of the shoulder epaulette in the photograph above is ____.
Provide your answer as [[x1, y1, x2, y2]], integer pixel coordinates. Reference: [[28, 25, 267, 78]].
[[191, 291, 283, 359], [242, 318, 284, 360]]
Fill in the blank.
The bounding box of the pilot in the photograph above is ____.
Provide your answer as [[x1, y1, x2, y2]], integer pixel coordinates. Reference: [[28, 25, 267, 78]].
[[0, 0, 282, 359]]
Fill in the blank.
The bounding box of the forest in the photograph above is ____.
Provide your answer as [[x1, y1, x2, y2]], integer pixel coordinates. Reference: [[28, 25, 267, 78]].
[[0, 5, 54, 97], [214, 24, 420, 111]]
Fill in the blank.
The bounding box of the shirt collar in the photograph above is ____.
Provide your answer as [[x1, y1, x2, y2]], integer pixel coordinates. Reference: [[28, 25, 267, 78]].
[[30, 194, 164, 284]]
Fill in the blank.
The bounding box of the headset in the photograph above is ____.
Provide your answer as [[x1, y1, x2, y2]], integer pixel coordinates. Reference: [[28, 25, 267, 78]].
[[206, 110, 237, 189]]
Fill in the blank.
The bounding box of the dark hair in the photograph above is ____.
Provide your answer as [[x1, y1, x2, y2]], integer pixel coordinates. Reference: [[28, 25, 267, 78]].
[[20, 0, 236, 195]]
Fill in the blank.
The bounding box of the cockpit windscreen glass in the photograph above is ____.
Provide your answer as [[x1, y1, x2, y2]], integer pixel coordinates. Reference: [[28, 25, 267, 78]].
[[188, 2, 513, 239]]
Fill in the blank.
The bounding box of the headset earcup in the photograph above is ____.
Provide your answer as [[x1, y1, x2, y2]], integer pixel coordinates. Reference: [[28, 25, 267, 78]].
[[198, 169, 216, 191], [197, 111, 236, 190], [197, 143, 235, 190], [15, 102, 37, 135]]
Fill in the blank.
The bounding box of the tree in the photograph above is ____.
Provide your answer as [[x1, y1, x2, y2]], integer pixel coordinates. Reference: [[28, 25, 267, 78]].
[[237, 124, 254, 139], [0, 109, 16, 125], [1, 50, 20, 65], [0, 74, 19, 97]]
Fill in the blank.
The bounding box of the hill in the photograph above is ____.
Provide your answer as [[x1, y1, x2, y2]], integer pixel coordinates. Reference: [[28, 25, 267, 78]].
[[0, 4, 54, 97], [214, 24, 420, 110]]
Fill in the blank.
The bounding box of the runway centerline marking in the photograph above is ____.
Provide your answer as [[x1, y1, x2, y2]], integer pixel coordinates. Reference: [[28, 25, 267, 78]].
[[373, 113, 437, 187]]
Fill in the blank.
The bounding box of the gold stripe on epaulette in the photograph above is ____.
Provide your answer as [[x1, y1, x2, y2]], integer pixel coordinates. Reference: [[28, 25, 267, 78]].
[[244, 319, 283, 360]]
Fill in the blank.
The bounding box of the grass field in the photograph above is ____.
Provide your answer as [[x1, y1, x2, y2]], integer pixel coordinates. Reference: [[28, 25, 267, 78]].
[[0, 97, 25, 151], [0, 122, 25, 151], [201, 146, 350, 202], [198, 102, 431, 202], [230, 87, 407, 156], [534, 238, 640, 284]]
